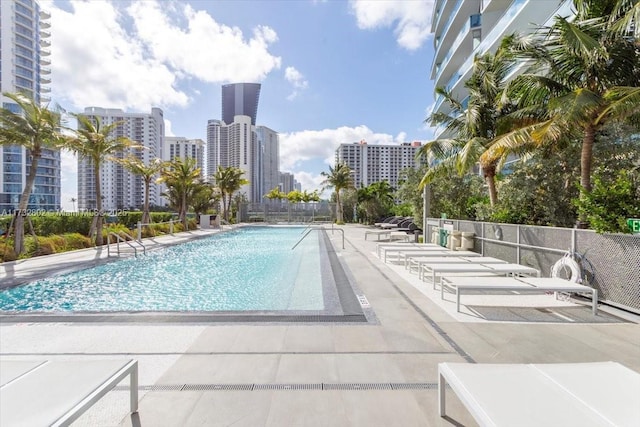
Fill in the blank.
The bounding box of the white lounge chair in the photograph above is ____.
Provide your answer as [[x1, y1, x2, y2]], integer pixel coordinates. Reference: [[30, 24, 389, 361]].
[[422, 263, 540, 288], [439, 361, 640, 427], [442, 276, 598, 315], [407, 255, 505, 276], [379, 245, 459, 263], [396, 249, 480, 266], [364, 229, 392, 241], [0, 359, 138, 426]]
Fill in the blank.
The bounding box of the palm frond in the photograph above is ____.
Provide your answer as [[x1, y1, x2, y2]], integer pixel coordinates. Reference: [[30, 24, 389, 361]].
[[598, 86, 640, 124]]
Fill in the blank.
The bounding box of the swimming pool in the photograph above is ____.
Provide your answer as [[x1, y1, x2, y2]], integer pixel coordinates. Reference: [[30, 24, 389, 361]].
[[0, 226, 366, 321]]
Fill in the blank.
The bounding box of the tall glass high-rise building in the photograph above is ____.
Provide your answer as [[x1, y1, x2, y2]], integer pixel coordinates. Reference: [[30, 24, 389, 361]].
[[430, 0, 573, 138], [0, 0, 59, 212], [221, 83, 261, 125]]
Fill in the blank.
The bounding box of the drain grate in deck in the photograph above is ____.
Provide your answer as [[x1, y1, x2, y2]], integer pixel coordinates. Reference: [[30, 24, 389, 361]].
[[254, 384, 323, 390], [115, 382, 439, 392], [323, 383, 392, 390]]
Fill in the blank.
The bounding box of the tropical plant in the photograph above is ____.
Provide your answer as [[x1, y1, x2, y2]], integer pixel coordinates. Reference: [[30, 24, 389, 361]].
[[264, 186, 286, 202], [574, 168, 640, 233], [357, 181, 395, 224], [301, 190, 321, 203], [212, 166, 249, 221], [484, 0, 640, 227], [191, 180, 220, 218], [118, 156, 163, 225], [286, 190, 304, 204], [66, 114, 136, 246], [158, 157, 201, 228], [320, 163, 354, 223], [0, 92, 67, 253], [419, 40, 517, 206]]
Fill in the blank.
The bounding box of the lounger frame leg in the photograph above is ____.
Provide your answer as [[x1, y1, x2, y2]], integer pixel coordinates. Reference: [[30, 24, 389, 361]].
[[592, 289, 598, 316], [439, 372, 446, 417], [130, 361, 139, 412]]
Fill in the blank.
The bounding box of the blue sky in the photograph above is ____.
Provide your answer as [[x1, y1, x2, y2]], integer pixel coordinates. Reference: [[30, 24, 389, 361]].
[[45, 0, 437, 209]]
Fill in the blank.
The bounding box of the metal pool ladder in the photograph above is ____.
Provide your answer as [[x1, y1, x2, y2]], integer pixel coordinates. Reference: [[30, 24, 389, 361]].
[[107, 232, 146, 257]]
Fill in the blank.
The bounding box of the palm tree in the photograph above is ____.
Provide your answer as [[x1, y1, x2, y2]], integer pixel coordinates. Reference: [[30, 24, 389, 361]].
[[320, 163, 354, 223], [264, 186, 286, 203], [484, 0, 640, 226], [191, 180, 220, 219], [212, 166, 249, 222], [418, 41, 516, 207], [158, 157, 201, 229], [357, 181, 395, 223], [66, 114, 136, 245], [118, 156, 163, 225], [0, 92, 66, 253], [70, 197, 77, 211]]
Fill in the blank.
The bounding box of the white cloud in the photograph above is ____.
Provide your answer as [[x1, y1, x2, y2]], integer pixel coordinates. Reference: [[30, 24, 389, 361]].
[[49, 0, 282, 112], [279, 125, 401, 171], [284, 66, 309, 100], [349, 0, 434, 50]]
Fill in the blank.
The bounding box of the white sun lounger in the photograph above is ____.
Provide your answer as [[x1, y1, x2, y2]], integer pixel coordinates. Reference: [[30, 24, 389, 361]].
[[409, 255, 506, 276], [422, 263, 540, 288], [375, 242, 424, 257], [0, 359, 138, 427], [381, 246, 463, 263], [442, 276, 598, 315], [399, 250, 480, 267], [438, 361, 640, 427], [365, 229, 392, 241]]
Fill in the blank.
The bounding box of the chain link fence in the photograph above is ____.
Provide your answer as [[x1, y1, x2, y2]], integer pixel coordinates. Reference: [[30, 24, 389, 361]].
[[424, 218, 640, 314]]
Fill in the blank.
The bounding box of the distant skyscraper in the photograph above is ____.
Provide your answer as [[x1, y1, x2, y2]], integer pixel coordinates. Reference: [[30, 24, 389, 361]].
[[206, 116, 254, 200], [77, 107, 164, 211], [255, 126, 279, 200], [279, 172, 298, 194], [221, 83, 261, 125], [335, 140, 424, 189], [163, 137, 204, 175], [0, 0, 59, 211], [208, 83, 271, 202]]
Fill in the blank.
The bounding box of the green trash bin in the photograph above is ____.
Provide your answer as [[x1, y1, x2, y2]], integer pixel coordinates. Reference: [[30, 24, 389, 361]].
[[438, 228, 448, 247]]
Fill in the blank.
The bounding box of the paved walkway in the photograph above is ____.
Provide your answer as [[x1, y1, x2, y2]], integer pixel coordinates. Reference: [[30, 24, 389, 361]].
[[1, 224, 638, 426]]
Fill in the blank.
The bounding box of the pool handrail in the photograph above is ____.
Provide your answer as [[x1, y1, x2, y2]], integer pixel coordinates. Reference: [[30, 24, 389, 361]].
[[291, 225, 345, 250], [107, 232, 146, 257]]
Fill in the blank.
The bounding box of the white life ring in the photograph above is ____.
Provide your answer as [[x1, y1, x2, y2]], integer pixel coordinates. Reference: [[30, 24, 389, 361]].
[[551, 256, 582, 283]]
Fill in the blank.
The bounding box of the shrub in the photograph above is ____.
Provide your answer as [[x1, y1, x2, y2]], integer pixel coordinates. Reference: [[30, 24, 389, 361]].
[[0, 244, 17, 262], [64, 233, 93, 250]]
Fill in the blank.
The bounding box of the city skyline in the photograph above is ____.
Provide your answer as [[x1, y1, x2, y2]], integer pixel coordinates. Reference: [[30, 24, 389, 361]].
[[39, 0, 439, 210]]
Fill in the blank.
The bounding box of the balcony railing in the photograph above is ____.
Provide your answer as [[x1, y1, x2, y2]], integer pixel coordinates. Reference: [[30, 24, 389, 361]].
[[436, 0, 463, 51]]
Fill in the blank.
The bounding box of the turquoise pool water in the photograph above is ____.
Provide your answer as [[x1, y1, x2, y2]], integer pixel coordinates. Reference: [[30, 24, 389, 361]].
[[0, 227, 324, 312]]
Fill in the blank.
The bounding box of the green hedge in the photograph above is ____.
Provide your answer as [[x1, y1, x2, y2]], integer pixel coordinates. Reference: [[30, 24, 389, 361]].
[[0, 211, 179, 237]]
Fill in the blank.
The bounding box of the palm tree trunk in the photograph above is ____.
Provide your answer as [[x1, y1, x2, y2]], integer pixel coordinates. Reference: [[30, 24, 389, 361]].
[[14, 154, 40, 254], [181, 192, 187, 229], [336, 190, 342, 223], [577, 123, 596, 228], [484, 165, 498, 207], [94, 163, 104, 246], [142, 179, 151, 225]]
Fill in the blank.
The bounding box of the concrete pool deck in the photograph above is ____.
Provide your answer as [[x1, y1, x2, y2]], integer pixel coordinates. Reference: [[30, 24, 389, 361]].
[[1, 224, 639, 426]]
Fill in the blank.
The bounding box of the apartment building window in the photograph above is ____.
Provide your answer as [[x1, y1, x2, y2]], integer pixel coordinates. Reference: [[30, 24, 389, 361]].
[[470, 14, 481, 28]]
